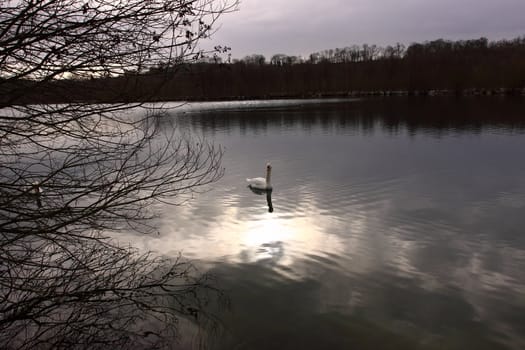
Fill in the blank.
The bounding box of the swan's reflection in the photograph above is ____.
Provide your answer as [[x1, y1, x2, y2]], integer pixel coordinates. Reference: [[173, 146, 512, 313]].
[[248, 186, 274, 213]]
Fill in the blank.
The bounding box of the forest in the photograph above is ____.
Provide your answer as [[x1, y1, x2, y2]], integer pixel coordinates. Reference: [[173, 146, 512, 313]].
[[3, 36, 525, 104]]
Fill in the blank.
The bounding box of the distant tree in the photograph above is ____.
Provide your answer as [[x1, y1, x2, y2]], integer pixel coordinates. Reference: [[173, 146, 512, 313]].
[[285, 55, 302, 65], [242, 54, 266, 65], [0, 0, 236, 349], [270, 54, 287, 66], [308, 52, 321, 64], [393, 43, 406, 58]]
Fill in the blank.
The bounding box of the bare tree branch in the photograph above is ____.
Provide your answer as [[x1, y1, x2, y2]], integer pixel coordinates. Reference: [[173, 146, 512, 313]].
[[0, 0, 236, 348]]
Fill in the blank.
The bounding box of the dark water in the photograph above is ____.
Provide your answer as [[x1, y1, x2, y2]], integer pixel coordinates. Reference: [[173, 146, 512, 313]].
[[137, 97, 525, 349]]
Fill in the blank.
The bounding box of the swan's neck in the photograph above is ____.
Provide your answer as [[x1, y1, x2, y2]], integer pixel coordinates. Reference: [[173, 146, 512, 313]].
[[266, 167, 272, 187]]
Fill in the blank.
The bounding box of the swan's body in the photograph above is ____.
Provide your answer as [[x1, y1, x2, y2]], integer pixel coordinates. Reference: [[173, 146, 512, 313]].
[[246, 177, 267, 189], [247, 164, 272, 190]]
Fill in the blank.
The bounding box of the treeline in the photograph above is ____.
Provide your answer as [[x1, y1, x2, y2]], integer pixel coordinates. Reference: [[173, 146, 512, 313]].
[[146, 36, 525, 100], [4, 36, 525, 104]]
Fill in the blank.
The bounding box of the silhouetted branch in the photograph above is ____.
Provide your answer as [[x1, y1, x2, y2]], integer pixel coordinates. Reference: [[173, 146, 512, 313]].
[[0, 0, 236, 348]]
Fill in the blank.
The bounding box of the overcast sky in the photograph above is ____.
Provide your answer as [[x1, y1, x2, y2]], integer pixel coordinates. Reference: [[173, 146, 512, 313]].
[[202, 0, 525, 59]]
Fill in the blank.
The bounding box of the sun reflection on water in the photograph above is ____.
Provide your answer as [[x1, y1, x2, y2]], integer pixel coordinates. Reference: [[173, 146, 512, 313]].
[[242, 215, 292, 248], [122, 191, 352, 278]]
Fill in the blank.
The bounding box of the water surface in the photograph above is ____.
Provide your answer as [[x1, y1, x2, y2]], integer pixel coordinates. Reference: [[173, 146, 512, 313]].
[[133, 97, 525, 349]]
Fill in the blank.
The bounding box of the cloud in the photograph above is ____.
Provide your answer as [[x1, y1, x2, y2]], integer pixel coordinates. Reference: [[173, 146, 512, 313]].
[[205, 0, 525, 58]]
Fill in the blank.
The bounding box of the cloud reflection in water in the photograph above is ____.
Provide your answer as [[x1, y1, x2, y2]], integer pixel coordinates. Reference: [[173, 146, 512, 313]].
[[120, 97, 525, 349]]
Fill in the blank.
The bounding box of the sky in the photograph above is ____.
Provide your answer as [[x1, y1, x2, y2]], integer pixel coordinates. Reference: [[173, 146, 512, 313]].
[[202, 0, 525, 59]]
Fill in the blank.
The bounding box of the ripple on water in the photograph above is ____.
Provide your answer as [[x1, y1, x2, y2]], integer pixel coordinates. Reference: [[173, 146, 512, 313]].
[[145, 99, 525, 350]]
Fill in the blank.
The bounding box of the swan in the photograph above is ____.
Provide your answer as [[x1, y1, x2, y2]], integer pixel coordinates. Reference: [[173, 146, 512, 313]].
[[247, 163, 272, 190], [29, 181, 43, 208]]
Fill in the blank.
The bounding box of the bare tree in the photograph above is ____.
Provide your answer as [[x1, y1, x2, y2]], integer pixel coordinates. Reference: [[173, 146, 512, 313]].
[[0, 0, 237, 348]]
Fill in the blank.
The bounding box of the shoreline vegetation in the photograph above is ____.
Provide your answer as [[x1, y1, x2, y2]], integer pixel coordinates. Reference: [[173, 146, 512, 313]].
[[3, 36, 525, 104]]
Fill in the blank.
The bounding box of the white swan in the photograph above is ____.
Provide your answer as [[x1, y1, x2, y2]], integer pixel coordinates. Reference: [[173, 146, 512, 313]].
[[30, 181, 43, 208], [247, 163, 272, 190]]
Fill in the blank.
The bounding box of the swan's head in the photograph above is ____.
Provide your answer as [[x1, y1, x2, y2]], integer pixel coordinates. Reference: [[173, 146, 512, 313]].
[[266, 163, 272, 170]]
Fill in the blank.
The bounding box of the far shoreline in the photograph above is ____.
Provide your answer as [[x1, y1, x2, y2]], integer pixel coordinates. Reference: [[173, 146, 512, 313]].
[[5, 87, 525, 107], [155, 87, 525, 103]]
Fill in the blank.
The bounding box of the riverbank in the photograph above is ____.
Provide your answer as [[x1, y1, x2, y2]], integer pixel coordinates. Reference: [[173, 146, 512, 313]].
[[176, 87, 525, 102]]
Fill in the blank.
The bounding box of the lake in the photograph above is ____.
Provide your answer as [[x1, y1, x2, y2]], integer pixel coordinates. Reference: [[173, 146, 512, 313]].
[[132, 97, 525, 349]]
